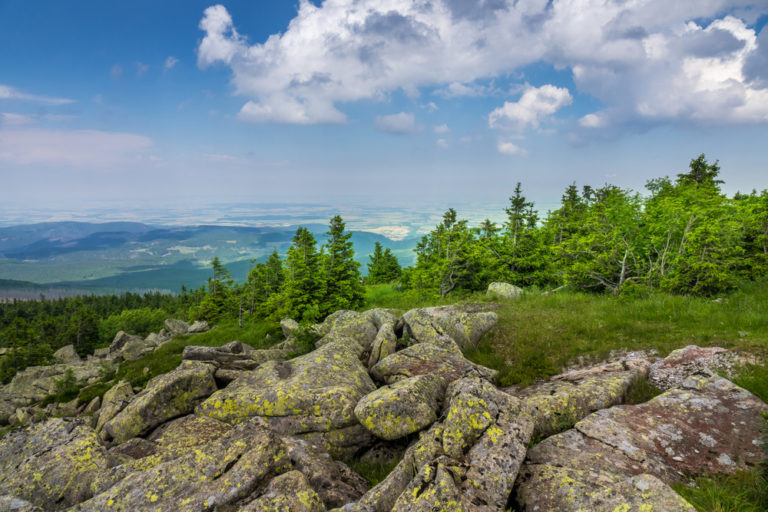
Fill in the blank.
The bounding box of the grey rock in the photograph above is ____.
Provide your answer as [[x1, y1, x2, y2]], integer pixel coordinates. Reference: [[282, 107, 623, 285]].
[[486, 281, 523, 299], [52, 345, 81, 364]]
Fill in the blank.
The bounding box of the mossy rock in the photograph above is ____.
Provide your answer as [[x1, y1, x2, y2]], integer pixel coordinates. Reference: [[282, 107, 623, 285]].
[[239, 470, 325, 512], [402, 306, 497, 350]]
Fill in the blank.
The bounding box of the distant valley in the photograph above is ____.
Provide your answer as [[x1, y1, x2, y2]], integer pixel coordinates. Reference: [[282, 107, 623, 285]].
[[0, 221, 419, 297]]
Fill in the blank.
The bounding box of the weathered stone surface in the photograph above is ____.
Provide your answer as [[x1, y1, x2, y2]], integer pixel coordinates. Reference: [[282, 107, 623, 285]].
[[0, 418, 113, 510], [371, 338, 496, 385], [0, 496, 44, 512], [402, 305, 497, 350], [513, 357, 650, 437], [281, 318, 300, 338], [240, 471, 326, 512], [197, 339, 375, 455], [95, 380, 134, 435], [72, 419, 292, 512], [108, 437, 157, 460], [367, 322, 397, 369], [164, 318, 189, 335], [187, 320, 210, 333], [355, 374, 444, 440], [183, 341, 288, 371], [516, 465, 696, 512], [1, 360, 104, 408], [119, 337, 155, 361], [649, 345, 739, 390], [109, 330, 144, 353], [486, 281, 523, 300], [0, 400, 14, 425], [103, 363, 217, 444], [295, 424, 376, 459], [313, 310, 378, 351], [53, 344, 81, 364], [284, 436, 369, 509]]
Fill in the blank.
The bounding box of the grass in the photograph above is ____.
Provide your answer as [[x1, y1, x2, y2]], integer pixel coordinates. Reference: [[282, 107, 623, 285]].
[[624, 376, 663, 405], [344, 458, 402, 487], [674, 467, 768, 512]]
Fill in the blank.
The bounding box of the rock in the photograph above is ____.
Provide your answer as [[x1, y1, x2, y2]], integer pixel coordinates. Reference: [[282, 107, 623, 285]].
[[197, 339, 376, 448], [0, 418, 113, 510], [367, 322, 398, 369], [95, 380, 134, 434], [355, 374, 444, 440], [486, 281, 523, 300], [71, 419, 292, 512], [109, 330, 144, 353], [102, 363, 217, 444], [92, 347, 111, 359], [313, 310, 378, 351], [0, 496, 44, 512], [0, 400, 14, 425], [371, 339, 497, 385], [143, 332, 163, 346], [164, 318, 189, 335], [281, 318, 300, 338], [295, 424, 376, 459], [512, 356, 650, 437], [516, 465, 696, 511], [402, 305, 497, 350], [187, 320, 210, 333], [53, 344, 81, 364], [517, 375, 768, 509], [240, 471, 326, 512], [182, 341, 288, 371], [108, 437, 157, 460], [357, 441, 408, 468], [118, 337, 155, 361], [83, 396, 101, 415], [1, 360, 104, 407], [649, 345, 739, 390]]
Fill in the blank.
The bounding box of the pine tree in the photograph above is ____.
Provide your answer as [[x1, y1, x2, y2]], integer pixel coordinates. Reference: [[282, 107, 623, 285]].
[[322, 215, 364, 314], [367, 241, 402, 284], [280, 227, 324, 322]]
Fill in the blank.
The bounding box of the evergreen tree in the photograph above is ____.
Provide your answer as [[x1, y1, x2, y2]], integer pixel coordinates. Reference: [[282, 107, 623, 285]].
[[367, 242, 402, 284], [246, 250, 284, 316], [322, 215, 364, 314], [279, 227, 324, 322]]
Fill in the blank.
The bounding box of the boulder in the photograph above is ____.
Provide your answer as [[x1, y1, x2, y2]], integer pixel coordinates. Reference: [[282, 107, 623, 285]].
[[649, 345, 739, 390], [1, 360, 103, 407], [0, 418, 114, 510], [280, 318, 300, 338], [187, 320, 210, 333], [95, 380, 134, 434], [512, 356, 650, 437], [355, 374, 444, 440], [102, 363, 217, 444], [164, 318, 189, 335], [0, 496, 44, 512], [119, 337, 155, 361], [182, 340, 288, 371], [108, 437, 157, 460], [71, 419, 292, 512], [371, 338, 497, 385], [197, 340, 375, 440], [0, 400, 15, 425], [486, 281, 523, 300], [367, 322, 398, 369], [313, 310, 378, 351], [53, 344, 81, 364], [516, 374, 768, 509], [402, 305, 497, 350], [109, 330, 144, 353], [239, 471, 326, 512]]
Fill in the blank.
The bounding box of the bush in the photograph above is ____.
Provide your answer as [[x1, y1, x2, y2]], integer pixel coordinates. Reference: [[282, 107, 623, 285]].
[[98, 308, 168, 344]]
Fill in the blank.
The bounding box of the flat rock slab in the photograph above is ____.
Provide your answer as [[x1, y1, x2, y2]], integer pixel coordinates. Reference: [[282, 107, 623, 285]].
[[649, 345, 739, 390], [0, 418, 114, 511]]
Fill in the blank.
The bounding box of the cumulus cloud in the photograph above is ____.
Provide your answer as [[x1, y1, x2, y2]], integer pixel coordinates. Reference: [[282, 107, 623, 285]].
[[374, 112, 421, 134], [497, 140, 527, 155], [436, 138, 449, 148], [0, 84, 74, 105], [434, 124, 450, 134], [489, 84, 573, 131], [164, 56, 179, 71], [0, 130, 152, 166], [196, 1, 768, 131]]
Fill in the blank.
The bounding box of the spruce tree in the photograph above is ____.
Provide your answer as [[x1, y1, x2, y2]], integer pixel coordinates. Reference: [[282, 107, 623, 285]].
[[280, 227, 324, 322], [322, 215, 364, 314], [367, 242, 402, 284]]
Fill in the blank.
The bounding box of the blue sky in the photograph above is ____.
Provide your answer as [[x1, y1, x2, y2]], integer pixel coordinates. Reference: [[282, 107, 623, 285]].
[[1, 1, 767, 216]]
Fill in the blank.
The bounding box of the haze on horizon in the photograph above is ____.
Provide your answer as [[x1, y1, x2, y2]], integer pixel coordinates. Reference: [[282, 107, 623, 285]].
[[1, 0, 767, 215]]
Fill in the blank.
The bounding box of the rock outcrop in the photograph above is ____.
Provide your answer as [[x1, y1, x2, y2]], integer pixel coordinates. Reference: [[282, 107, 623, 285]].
[[649, 344, 740, 390], [402, 305, 497, 350], [486, 281, 523, 300]]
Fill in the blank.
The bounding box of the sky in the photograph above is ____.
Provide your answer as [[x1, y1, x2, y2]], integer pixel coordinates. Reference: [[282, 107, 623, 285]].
[[1, 0, 767, 217]]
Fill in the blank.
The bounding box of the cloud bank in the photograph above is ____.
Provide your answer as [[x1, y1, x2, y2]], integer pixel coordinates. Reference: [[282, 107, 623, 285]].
[[197, 0, 768, 135]]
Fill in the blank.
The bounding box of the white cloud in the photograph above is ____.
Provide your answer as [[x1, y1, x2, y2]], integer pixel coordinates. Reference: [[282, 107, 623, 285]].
[[374, 112, 421, 134], [0, 84, 74, 105], [110, 65, 123, 81], [497, 140, 527, 155], [136, 62, 149, 77], [0, 130, 152, 166], [434, 124, 450, 134], [164, 56, 179, 71], [436, 138, 449, 148], [489, 84, 573, 131], [0, 113, 34, 126], [196, 1, 768, 131]]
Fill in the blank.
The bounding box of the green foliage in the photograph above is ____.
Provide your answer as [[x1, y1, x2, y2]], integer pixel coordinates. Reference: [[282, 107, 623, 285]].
[[344, 458, 402, 487], [733, 363, 768, 404], [276, 227, 325, 323], [367, 241, 402, 284], [41, 368, 81, 406], [624, 376, 663, 405], [321, 215, 365, 314], [286, 325, 320, 359], [98, 307, 168, 345], [673, 469, 768, 512]]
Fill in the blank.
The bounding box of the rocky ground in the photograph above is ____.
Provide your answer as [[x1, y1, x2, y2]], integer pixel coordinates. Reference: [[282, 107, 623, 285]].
[[0, 302, 765, 511]]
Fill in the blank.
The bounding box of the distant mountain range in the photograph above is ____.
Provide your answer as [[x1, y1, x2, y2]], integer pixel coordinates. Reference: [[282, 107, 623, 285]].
[[0, 222, 419, 297]]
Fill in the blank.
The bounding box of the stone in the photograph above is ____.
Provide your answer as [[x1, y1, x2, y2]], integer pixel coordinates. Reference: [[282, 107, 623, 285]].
[[313, 310, 378, 351], [367, 322, 398, 369], [1, 360, 104, 408], [371, 338, 497, 385], [239, 471, 326, 512], [402, 305, 497, 350], [183, 341, 288, 371], [83, 396, 101, 415], [53, 344, 81, 364], [0, 400, 14, 425], [0, 418, 114, 510], [355, 374, 444, 440], [187, 320, 210, 333], [119, 337, 155, 361], [281, 318, 300, 338], [649, 345, 739, 390], [108, 437, 157, 460], [109, 330, 144, 353], [197, 340, 375, 442], [71, 419, 292, 512], [164, 318, 189, 335], [512, 356, 650, 437], [95, 380, 134, 435], [486, 281, 523, 300], [102, 363, 217, 444], [0, 496, 44, 512]]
